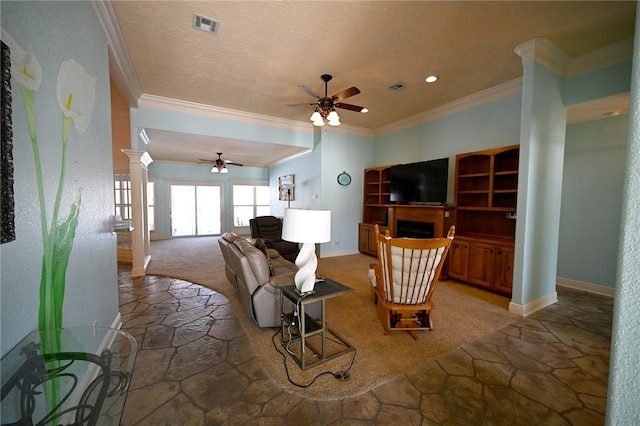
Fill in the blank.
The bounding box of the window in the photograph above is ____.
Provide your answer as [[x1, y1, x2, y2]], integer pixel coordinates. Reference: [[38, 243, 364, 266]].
[[114, 174, 131, 220], [232, 184, 270, 228], [147, 180, 155, 232]]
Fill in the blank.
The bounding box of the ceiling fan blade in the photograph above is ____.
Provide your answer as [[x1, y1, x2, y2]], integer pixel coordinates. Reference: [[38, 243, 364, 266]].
[[298, 85, 321, 99], [198, 159, 216, 163], [224, 161, 244, 167], [285, 102, 316, 107], [332, 86, 360, 101], [335, 102, 366, 112]]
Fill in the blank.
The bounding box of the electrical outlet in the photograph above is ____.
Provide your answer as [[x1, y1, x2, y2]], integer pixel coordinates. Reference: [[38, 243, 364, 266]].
[[335, 240, 339, 246]]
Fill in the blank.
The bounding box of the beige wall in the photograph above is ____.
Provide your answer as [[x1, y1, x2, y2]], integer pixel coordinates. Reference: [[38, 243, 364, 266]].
[[111, 79, 130, 160]]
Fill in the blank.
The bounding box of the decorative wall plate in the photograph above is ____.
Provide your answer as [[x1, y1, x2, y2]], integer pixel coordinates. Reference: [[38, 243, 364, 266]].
[[337, 171, 351, 186]]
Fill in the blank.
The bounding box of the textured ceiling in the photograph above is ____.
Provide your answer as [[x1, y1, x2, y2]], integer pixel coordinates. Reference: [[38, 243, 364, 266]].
[[110, 1, 635, 166]]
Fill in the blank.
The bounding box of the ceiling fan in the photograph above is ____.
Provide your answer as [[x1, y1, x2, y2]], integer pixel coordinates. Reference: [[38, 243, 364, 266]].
[[286, 74, 367, 126], [198, 152, 243, 173]]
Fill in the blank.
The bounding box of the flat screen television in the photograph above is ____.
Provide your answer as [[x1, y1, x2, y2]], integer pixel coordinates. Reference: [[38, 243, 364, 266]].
[[389, 157, 449, 204]]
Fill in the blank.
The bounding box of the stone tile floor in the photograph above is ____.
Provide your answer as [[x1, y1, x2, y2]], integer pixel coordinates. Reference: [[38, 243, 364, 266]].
[[118, 268, 613, 425]]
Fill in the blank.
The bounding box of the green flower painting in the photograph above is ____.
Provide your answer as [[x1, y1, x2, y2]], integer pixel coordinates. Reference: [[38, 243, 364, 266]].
[[2, 29, 96, 411]]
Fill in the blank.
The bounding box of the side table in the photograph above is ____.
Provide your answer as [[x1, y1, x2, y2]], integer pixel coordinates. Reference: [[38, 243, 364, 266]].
[[280, 278, 354, 370]]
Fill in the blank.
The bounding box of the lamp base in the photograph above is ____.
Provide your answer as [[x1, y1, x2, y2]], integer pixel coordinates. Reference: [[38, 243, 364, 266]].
[[293, 242, 318, 294]]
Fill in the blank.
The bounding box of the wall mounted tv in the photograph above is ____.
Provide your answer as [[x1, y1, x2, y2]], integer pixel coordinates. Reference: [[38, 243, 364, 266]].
[[389, 157, 449, 205]]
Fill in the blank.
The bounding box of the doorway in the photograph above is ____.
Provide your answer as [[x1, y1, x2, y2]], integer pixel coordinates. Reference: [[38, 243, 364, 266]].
[[170, 184, 222, 237]]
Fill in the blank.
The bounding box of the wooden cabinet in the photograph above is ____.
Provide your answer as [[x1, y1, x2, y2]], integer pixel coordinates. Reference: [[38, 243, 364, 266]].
[[494, 245, 514, 294], [448, 240, 469, 281], [449, 237, 514, 295], [452, 145, 519, 296], [358, 223, 387, 256]]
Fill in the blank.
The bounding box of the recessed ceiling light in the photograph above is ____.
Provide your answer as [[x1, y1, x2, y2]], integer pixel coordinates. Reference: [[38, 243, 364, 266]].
[[425, 75, 438, 83], [603, 110, 621, 117]]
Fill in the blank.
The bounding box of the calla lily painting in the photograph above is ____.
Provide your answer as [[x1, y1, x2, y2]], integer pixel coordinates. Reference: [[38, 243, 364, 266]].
[[3, 29, 96, 412]]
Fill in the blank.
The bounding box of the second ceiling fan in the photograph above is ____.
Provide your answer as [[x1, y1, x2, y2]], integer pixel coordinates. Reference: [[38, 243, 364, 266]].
[[198, 152, 243, 173], [286, 74, 367, 126]]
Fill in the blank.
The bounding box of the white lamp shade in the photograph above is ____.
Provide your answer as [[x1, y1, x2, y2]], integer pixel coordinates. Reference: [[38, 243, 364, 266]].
[[282, 209, 331, 243], [220, 167, 229, 174], [211, 167, 219, 173]]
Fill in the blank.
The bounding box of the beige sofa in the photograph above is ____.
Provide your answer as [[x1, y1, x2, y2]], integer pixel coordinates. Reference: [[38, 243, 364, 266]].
[[219, 232, 314, 328]]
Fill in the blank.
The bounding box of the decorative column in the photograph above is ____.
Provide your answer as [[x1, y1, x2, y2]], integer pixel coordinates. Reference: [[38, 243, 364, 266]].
[[122, 149, 153, 276], [510, 38, 570, 315]]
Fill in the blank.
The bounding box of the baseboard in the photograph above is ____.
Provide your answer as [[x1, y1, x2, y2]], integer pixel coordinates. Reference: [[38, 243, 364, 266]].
[[556, 277, 615, 298], [111, 311, 123, 329], [321, 249, 361, 258], [509, 291, 558, 317]]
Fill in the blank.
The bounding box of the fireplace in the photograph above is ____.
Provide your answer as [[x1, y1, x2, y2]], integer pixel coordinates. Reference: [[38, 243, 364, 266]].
[[396, 220, 435, 239]]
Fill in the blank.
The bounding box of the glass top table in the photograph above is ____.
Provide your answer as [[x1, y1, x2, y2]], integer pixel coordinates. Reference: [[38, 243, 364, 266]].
[[1, 327, 137, 426]]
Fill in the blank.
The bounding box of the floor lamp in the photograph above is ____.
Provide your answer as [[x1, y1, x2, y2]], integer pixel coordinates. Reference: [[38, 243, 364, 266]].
[[283, 183, 294, 208], [281, 208, 331, 294]]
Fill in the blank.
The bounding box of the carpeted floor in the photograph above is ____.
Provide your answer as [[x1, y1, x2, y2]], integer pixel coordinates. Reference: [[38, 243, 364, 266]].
[[146, 236, 520, 399]]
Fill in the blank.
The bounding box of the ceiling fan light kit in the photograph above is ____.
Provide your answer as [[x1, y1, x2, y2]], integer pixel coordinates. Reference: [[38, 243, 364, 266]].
[[290, 74, 366, 127], [199, 152, 243, 173]]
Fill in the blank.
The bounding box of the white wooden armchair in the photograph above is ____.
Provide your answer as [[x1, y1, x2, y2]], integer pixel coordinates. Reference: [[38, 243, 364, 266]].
[[370, 224, 455, 340]]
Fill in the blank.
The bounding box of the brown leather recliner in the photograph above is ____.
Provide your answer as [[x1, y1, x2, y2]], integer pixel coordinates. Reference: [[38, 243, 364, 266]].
[[249, 216, 300, 263]]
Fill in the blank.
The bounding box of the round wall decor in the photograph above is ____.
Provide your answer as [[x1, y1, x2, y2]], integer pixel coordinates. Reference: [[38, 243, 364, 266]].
[[337, 171, 352, 186]]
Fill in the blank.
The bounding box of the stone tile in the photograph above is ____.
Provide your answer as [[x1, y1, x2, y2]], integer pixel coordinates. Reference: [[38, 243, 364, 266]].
[[553, 367, 608, 397], [209, 317, 245, 340], [227, 335, 258, 366], [441, 376, 484, 423], [121, 381, 181, 425], [406, 360, 448, 394], [463, 340, 510, 363], [129, 347, 175, 389], [317, 399, 342, 425], [262, 393, 303, 416], [286, 399, 323, 426], [139, 393, 205, 425], [573, 355, 609, 380], [142, 324, 175, 349], [375, 404, 421, 426], [243, 379, 284, 404], [506, 336, 576, 369], [182, 363, 250, 411], [563, 408, 606, 425], [342, 392, 381, 420], [205, 399, 262, 425], [162, 305, 217, 327], [484, 384, 551, 424], [436, 347, 475, 377], [498, 345, 553, 372], [511, 371, 581, 412], [372, 375, 421, 409], [122, 313, 167, 329], [419, 393, 449, 423], [473, 359, 514, 385], [578, 394, 607, 415], [166, 335, 228, 380]]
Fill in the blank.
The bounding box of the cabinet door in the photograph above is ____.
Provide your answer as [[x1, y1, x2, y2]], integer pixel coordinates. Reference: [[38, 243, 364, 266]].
[[468, 242, 495, 289], [494, 245, 514, 294], [358, 224, 370, 254], [448, 240, 469, 281]]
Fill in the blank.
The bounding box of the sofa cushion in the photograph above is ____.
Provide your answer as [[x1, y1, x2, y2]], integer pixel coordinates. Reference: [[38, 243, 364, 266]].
[[234, 239, 272, 285], [254, 238, 275, 276]]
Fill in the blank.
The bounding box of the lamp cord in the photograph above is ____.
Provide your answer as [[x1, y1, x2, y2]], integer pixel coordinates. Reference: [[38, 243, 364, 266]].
[[270, 327, 357, 388]]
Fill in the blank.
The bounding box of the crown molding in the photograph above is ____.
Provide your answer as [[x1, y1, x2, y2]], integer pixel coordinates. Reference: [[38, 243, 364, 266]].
[[138, 94, 374, 137], [375, 77, 523, 137], [93, 0, 142, 107], [567, 37, 634, 77], [514, 37, 572, 76]]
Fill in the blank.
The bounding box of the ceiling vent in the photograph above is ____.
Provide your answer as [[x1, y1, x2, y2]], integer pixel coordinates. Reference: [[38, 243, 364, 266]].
[[192, 14, 219, 35], [388, 82, 407, 91]]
